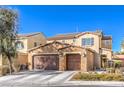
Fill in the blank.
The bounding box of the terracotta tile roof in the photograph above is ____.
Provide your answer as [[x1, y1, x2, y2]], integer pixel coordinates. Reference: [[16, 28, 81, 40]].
[[47, 31, 103, 40], [28, 41, 70, 52], [100, 48, 112, 51], [17, 32, 42, 38], [47, 32, 81, 40], [58, 45, 95, 53], [113, 55, 124, 59], [76, 31, 102, 37], [102, 35, 112, 40], [28, 41, 95, 53]]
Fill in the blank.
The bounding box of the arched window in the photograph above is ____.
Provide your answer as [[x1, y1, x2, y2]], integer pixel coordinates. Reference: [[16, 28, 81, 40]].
[[16, 41, 24, 50]]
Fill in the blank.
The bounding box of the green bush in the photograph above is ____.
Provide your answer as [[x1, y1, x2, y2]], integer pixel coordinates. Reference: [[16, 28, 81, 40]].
[[72, 72, 124, 81]]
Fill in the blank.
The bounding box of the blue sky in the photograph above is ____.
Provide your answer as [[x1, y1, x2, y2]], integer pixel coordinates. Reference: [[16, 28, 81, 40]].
[[9, 5, 124, 52]]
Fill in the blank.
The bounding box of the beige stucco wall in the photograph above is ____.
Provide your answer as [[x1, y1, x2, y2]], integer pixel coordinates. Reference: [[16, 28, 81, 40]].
[[77, 34, 101, 53], [101, 48, 112, 60], [27, 33, 46, 50], [58, 55, 65, 71], [77, 34, 101, 68], [86, 50, 94, 71], [80, 52, 87, 72], [28, 52, 33, 70], [17, 53, 28, 65]]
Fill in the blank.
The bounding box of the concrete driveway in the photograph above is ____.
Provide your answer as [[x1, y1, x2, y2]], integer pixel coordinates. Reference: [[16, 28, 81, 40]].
[[1, 71, 124, 87], [0, 71, 76, 87]]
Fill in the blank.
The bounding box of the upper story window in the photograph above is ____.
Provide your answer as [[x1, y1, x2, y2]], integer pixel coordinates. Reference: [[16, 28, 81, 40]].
[[34, 42, 37, 47], [82, 38, 94, 46], [62, 40, 65, 43], [34, 42, 41, 47], [16, 41, 24, 50], [72, 38, 76, 45], [104, 40, 111, 46], [102, 40, 111, 49], [73, 39, 76, 43]]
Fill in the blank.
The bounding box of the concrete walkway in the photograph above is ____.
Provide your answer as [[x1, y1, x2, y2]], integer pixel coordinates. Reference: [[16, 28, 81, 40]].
[[0, 71, 124, 87]]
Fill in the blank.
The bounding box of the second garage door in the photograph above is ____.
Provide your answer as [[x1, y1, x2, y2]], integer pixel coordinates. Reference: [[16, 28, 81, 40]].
[[66, 54, 81, 70], [33, 54, 59, 70]]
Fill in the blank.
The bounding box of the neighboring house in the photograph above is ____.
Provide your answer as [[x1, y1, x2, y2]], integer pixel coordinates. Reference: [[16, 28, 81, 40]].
[[16, 32, 47, 66], [113, 54, 124, 67], [16, 32, 46, 53], [28, 41, 95, 72], [113, 54, 124, 71], [47, 31, 112, 69], [0, 32, 47, 75]]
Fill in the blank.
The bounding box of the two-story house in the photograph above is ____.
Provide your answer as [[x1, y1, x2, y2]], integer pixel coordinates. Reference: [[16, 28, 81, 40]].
[[0, 32, 47, 75], [16, 32, 46, 53], [16, 32, 47, 65], [47, 31, 112, 69]]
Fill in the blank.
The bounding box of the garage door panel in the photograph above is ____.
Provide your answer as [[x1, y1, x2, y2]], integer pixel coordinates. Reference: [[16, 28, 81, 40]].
[[33, 54, 59, 70], [33, 56, 44, 69], [66, 54, 81, 70]]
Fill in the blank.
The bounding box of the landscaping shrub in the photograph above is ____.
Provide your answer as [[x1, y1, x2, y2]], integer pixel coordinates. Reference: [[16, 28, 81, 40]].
[[72, 72, 124, 81], [101, 74, 114, 81], [112, 75, 120, 80], [118, 77, 124, 81]]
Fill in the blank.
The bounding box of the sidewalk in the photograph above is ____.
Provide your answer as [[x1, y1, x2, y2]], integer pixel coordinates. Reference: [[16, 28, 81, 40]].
[[28, 80, 124, 87], [56, 81, 124, 87]]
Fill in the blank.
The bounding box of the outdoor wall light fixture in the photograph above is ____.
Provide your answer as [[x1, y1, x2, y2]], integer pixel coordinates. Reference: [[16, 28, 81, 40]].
[[83, 52, 86, 57]]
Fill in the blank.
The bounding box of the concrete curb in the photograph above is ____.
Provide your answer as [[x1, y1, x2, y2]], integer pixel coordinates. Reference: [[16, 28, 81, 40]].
[[64, 80, 124, 87]]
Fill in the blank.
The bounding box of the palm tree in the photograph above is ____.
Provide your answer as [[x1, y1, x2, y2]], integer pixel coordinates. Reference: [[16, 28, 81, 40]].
[[0, 7, 18, 74], [121, 39, 124, 53]]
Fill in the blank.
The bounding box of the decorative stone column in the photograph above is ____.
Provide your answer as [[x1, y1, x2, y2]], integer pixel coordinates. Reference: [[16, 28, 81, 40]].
[[59, 54, 65, 71], [81, 50, 88, 72]]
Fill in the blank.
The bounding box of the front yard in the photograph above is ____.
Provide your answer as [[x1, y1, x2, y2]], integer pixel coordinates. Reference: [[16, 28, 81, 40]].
[[71, 72, 124, 81]]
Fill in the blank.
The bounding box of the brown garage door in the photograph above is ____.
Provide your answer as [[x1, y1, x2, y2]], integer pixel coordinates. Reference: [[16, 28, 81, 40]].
[[33, 54, 59, 70], [66, 54, 81, 70]]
